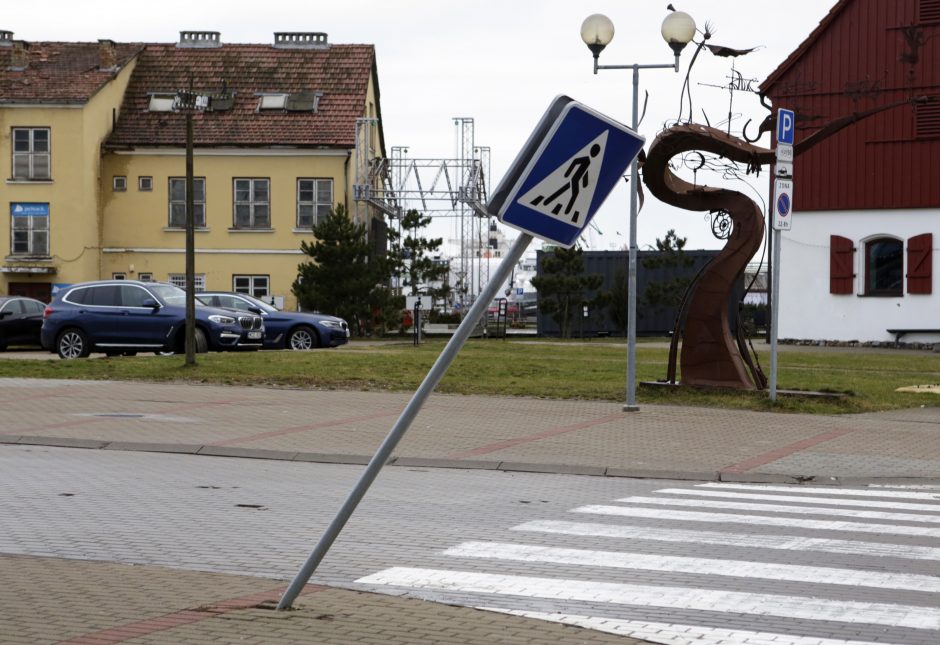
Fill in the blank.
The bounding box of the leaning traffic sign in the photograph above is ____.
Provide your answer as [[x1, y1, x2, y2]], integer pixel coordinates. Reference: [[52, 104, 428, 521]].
[[489, 95, 644, 248]]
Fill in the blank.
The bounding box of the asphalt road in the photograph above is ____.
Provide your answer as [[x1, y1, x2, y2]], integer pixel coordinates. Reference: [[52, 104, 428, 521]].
[[3, 445, 939, 645]]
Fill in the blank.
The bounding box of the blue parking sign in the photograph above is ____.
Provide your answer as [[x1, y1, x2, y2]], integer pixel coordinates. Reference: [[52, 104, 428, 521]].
[[489, 96, 644, 248], [776, 108, 796, 145]]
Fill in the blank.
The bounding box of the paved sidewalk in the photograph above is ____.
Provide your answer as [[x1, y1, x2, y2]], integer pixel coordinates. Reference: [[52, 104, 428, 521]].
[[1, 377, 939, 484], [2, 377, 939, 644], [0, 554, 637, 644]]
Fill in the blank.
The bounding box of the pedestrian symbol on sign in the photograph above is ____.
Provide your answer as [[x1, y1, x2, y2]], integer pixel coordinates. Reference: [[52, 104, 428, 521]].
[[518, 131, 607, 225]]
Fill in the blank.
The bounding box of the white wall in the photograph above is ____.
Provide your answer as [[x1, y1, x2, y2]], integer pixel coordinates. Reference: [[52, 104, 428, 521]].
[[778, 208, 938, 343]]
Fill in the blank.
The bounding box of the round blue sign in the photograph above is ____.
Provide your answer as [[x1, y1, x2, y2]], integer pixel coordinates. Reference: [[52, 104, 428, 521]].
[[776, 193, 791, 218]]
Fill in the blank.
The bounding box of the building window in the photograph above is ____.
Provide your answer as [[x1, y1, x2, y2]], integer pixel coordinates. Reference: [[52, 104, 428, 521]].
[[112, 273, 126, 280], [148, 95, 176, 112], [113, 176, 127, 191], [297, 178, 332, 228], [138, 176, 153, 191], [233, 178, 270, 229], [233, 275, 269, 298], [138, 272, 154, 282], [10, 203, 49, 256], [12, 127, 50, 180], [168, 273, 206, 291], [864, 237, 903, 296], [169, 178, 206, 228]]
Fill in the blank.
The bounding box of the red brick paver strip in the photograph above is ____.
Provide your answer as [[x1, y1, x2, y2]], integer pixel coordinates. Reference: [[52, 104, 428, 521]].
[[720, 427, 857, 474]]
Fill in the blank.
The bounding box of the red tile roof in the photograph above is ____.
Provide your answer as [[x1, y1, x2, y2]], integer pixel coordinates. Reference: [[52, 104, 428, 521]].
[[759, 0, 852, 92], [105, 43, 376, 149], [0, 41, 143, 104]]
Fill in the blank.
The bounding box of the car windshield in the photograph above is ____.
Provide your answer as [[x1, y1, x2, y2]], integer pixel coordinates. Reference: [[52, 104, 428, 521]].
[[238, 294, 278, 313], [147, 284, 193, 307]]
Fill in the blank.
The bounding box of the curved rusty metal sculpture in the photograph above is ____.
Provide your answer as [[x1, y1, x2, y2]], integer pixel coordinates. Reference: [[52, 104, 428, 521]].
[[642, 98, 923, 390]]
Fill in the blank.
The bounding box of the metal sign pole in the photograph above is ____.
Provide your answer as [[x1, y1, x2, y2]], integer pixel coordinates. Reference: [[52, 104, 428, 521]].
[[277, 232, 533, 610], [768, 228, 782, 402]]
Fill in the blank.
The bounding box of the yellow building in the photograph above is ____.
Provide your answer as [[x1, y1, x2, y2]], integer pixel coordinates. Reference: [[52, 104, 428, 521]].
[[1, 30, 385, 310]]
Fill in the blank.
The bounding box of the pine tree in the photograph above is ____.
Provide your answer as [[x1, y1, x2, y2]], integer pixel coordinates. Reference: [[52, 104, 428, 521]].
[[531, 246, 605, 338], [292, 204, 386, 335], [387, 209, 451, 307], [641, 229, 695, 315]]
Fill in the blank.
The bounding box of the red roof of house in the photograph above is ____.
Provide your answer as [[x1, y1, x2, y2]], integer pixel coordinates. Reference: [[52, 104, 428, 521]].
[[105, 42, 377, 149], [0, 41, 143, 104], [759, 0, 853, 93]]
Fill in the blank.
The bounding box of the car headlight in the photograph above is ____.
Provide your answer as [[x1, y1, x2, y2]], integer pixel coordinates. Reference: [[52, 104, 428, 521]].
[[208, 314, 236, 324], [320, 320, 344, 329]]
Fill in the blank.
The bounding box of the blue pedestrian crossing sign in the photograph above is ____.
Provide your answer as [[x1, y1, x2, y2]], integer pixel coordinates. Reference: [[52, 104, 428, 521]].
[[488, 96, 644, 248]]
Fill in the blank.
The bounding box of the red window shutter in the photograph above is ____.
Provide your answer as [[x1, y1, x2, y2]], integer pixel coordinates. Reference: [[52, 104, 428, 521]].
[[907, 233, 933, 294], [830, 235, 855, 294]]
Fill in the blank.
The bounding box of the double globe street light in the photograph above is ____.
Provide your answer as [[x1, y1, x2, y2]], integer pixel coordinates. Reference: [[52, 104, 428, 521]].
[[580, 10, 696, 411]]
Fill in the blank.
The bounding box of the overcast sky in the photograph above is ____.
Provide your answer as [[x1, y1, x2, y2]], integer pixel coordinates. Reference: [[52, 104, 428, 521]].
[[8, 1, 833, 253]]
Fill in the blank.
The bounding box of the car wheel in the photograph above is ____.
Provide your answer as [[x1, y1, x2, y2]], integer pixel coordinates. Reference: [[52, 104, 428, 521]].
[[287, 325, 318, 350], [57, 328, 90, 359], [194, 327, 209, 353]]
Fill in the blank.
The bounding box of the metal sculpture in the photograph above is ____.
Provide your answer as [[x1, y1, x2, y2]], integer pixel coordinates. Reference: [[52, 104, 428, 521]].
[[642, 99, 924, 389]]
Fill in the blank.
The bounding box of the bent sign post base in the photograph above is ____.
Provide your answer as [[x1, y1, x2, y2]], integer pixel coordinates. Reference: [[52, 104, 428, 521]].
[[277, 232, 533, 610]]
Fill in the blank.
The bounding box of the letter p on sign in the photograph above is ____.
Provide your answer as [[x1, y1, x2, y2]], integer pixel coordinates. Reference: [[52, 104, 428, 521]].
[[777, 108, 796, 145]]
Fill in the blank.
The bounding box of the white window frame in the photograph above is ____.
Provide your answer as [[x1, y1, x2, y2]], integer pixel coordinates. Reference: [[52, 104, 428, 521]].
[[233, 275, 269, 298], [233, 178, 270, 229], [138, 176, 153, 191], [12, 127, 51, 180], [258, 94, 288, 110], [148, 95, 176, 112], [168, 177, 206, 228], [297, 178, 332, 229], [112, 273, 126, 280], [10, 207, 49, 257], [168, 273, 206, 291], [113, 176, 127, 191], [138, 272, 154, 282]]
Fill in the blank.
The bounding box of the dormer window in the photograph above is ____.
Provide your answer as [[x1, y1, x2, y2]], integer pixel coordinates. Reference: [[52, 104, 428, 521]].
[[256, 91, 322, 112], [258, 94, 288, 110], [148, 94, 176, 112]]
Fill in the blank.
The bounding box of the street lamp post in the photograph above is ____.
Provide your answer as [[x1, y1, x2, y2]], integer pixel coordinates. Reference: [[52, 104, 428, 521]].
[[580, 10, 696, 411], [173, 86, 210, 366]]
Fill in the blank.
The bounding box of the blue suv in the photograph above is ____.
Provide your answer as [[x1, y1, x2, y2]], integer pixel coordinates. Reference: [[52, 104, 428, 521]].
[[41, 280, 264, 359]]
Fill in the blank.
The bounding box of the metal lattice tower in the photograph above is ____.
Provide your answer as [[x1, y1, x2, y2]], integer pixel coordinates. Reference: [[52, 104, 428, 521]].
[[352, 117, 490, 304]]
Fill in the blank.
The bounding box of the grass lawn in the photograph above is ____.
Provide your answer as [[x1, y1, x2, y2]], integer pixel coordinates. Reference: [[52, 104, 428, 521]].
[[2, 339, 938, 414]]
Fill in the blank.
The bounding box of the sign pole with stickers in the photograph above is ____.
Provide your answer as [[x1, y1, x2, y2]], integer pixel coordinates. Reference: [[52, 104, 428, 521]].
[[277, 96, 644, 610], [769, 108, 795, 403]]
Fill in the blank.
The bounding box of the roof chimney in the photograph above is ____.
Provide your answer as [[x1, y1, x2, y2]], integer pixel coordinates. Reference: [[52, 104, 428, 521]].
[[0, 31, 13, 47], [98, 39, 117, 71], [273, 32, 329, 49], [9, 40, 28, 70], [177, 31, 221, 49]]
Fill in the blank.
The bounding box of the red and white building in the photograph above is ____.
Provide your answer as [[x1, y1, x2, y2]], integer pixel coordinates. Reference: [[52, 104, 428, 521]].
[[761, 0, 939, 344]]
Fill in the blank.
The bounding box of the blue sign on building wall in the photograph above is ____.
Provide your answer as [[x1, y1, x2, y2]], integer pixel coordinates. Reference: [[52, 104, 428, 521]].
[[11, 202, 50, 216]]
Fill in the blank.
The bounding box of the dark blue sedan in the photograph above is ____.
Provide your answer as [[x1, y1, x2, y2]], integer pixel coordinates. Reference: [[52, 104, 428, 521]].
[[197, 292, 349, 350]]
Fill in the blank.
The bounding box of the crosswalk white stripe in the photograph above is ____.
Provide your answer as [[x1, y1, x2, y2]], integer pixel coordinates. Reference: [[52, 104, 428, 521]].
[[697, 482, 940, 501], [444, 541, 940, 593], [615, 496, 940, 523], [658, 488, 940, 512], [355, 567, 940, 630], [513, 519, 940, 561], [482, 608, 885, 645], [574, 504, 940, 537]]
